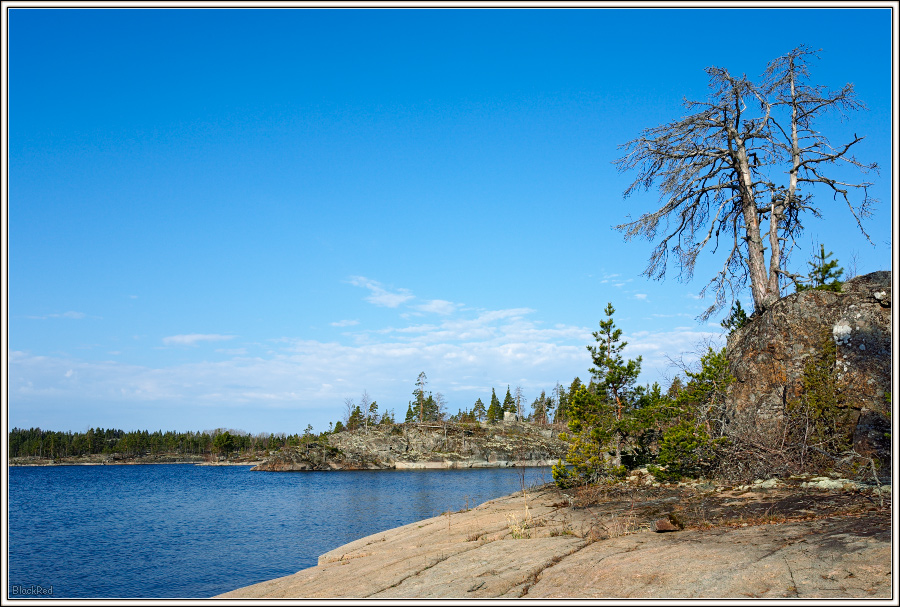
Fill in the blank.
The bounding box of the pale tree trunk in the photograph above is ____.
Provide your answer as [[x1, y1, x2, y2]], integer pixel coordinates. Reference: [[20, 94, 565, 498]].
[[735, 138, 779, 312], [614, 393, 622, 468], [769, 57, 802, 296]]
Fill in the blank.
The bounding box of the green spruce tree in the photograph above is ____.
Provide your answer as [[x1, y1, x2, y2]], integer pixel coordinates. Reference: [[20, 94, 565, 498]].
[[487, 388, 502, 423], [555, 304, 644, 486], [502, 386, 516, 415], [797, 244, 844, 292], [587, 303, 643, 468], [472, 398, 487, 422]]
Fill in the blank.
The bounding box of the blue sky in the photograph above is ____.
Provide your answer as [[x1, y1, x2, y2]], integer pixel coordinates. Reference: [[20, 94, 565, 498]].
[[5, 6, 895, 434]]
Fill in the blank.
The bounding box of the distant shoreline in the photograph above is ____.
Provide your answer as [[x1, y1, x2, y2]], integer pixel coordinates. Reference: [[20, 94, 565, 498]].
[[8, 459, 555, 469], [7, 457, 264, 467]]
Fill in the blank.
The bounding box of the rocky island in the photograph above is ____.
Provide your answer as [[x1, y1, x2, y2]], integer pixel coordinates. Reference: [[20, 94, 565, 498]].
[[250, 417, 568, 471]]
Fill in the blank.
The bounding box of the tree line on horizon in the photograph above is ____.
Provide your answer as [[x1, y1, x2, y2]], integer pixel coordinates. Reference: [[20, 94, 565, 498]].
[[7, 426, 321, 460], [7, 246, 852, 463], [9, 371, 597, 461], [332, 371, 593, 432]]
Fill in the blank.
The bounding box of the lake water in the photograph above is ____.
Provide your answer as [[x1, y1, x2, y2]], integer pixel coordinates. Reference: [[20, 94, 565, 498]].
[[7, 464, 552, 598]]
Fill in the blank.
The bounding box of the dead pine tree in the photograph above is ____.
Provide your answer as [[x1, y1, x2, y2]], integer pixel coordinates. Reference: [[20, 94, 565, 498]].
[[615, 46, 878, 320]]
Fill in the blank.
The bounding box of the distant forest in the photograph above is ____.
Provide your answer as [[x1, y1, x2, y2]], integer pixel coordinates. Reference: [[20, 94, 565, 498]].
[[8, 376, 592, 460], [7, 427, 313, 460]]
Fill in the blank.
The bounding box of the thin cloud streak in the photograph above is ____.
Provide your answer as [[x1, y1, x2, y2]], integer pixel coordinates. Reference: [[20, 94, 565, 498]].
[[330, 319, 360, 327], [9, 303, 725, 433], [348, 276, 414, 308], [162, 334, 236, 346], [25, 311, 88, 320]]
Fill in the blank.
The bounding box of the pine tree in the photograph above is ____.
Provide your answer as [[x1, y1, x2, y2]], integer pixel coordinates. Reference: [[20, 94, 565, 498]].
[[557, 304, 644, 485], [414, 372, 428, 422], [555, 386, 614, 483], [654, 347, 733, 480], [405, 403, 416, 424], [379, 409, 395, 426], [531, 390, 550, 424], [587, 303, 642, 467], [348, 405, 364, 431], [423, 394, 438, 422], [553, 382, 569, 424], [502, 386, 516, 415], [720, 300, 749, 334], [368, 400, 379, 427], [472, 398, 487, 422], [666, 376, 684, 399], [487, 389, 502, 423], [796, 244, 844, 292]]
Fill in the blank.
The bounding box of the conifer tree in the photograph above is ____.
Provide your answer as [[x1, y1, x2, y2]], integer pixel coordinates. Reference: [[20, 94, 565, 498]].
[[720, 300, 749, 334], [502, 386, 516, 415], [368, 400, 379, 427], [414, 372, 428, 422], [796, 244, 844, 292], [487, 389, 502, 423], [531, 390, 550, 424], [653, 347, 733, 480], [348, 405, 364, 431], [587, 303, 642, 467], [423, 394, 437, 422], [553, 382, 569, 424], [556, 304, 644, 486], [472, 398, 487, 422]]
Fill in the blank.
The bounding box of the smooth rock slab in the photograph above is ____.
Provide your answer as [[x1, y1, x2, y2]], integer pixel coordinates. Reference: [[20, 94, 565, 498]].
[[526, 517, 891, 599], [216, 487, 891, 599]]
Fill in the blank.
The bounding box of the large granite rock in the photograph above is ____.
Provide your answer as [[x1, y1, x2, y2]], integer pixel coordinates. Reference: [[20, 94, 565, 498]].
[[251, 422, 568, 471], [217, 482, 891, 599], [725, 271, 892, 463]]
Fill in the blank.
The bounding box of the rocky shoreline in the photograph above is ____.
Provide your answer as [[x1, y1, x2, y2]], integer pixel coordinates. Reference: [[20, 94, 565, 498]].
[[217, 475, 891, 599], [250, 421, 568, 472], [7, 455, 263, 467]]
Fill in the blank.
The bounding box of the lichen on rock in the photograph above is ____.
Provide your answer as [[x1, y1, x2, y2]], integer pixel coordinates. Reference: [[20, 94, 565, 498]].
[[251, 421, 568, 472], [724, 271, 892, 474]]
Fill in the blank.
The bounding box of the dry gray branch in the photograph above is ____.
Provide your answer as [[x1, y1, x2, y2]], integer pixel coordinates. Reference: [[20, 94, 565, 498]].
[[616, 46, 877, 321]]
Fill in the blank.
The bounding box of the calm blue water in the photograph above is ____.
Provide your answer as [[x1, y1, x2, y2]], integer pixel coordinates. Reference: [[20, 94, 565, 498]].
[[7, 464, 552, 598]]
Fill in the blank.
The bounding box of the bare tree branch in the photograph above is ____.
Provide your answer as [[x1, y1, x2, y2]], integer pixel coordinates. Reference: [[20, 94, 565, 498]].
[[615, 46, 878, 321]]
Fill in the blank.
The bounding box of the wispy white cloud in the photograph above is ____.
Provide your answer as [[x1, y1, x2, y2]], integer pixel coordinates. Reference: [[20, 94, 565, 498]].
[[215, 348, 248, 355], [348, 276, 414, 308], [26, 311, 88, 320], [415, 299, 460, 315], [10, 274, 726, 433], [634, 293, 647, 300], [162, 334, 236, 346], [9, 310, 723, 432], [330, 319, 360, 327]]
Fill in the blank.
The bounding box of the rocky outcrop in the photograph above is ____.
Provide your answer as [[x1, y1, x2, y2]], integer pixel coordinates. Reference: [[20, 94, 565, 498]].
[[725, 271, 892, 463], [251, 422, 568, 472], [217, 479, 891, 599]]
